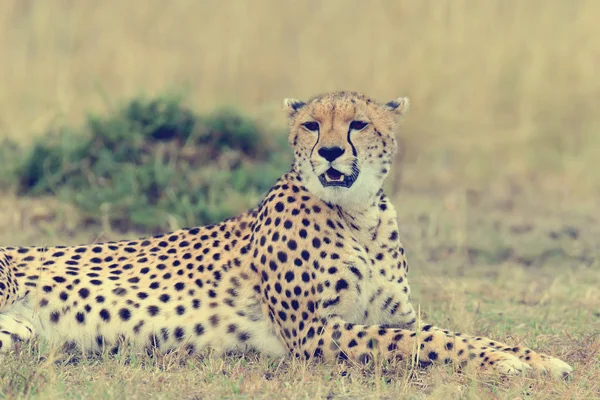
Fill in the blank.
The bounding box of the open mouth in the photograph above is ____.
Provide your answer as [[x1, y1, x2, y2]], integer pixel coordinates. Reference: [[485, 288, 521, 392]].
[[318, 168, 356, 188]]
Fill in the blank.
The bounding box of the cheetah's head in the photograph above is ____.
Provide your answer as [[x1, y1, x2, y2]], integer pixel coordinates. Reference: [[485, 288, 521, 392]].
[[283, 91, 409, 209]]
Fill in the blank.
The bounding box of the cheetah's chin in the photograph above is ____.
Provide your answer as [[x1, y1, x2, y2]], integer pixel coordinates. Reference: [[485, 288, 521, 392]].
[[318, 168, 356, 188]]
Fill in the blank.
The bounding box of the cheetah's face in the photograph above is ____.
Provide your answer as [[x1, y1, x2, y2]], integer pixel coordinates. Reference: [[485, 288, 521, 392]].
[[283, 92, 409, 208]]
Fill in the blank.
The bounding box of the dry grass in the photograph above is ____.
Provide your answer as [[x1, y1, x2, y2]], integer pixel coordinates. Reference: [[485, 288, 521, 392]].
[[0, 0, 599, 399]]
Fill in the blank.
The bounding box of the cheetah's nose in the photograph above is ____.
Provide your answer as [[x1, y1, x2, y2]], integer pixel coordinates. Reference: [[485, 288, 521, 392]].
[[318, 146, 345, 162]]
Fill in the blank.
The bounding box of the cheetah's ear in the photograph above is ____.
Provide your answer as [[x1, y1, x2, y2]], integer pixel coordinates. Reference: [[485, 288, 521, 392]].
[[283, 98, 306, 116], [385, 97, 410, 117]]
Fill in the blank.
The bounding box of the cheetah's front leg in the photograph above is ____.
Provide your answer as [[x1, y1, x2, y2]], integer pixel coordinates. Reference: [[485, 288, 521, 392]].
[[293, 318, 533, 376], [424, 325, 573, 379], [285, 305, 572, 377]]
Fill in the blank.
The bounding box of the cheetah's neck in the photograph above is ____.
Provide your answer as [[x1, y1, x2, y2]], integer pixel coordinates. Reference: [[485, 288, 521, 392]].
[[278, 169, 385, 242]]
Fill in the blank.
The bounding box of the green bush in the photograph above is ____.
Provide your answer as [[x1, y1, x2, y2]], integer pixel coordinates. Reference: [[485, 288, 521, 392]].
[[0, 139, 21, 187], [13, 94, 291, 233]]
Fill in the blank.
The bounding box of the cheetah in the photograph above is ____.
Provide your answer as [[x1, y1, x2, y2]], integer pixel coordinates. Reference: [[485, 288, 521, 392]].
[[0, 91, 573, 379]]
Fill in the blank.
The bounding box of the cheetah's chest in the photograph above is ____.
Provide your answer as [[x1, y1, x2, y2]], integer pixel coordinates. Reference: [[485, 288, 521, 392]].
[[335, 215, 414, 327]]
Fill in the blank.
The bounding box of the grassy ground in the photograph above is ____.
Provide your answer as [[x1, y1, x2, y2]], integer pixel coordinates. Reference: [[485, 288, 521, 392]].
[[1, 0, 599, 399]]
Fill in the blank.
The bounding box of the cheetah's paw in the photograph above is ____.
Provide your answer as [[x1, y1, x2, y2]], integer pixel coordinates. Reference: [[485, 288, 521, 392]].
[[0, 314, 35, 353], [484, 351, 533, 376], [522, 353, 573, 379]]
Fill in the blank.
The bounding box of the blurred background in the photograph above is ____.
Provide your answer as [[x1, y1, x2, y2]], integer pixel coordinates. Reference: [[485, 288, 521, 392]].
[[0, 0, 598, 265]]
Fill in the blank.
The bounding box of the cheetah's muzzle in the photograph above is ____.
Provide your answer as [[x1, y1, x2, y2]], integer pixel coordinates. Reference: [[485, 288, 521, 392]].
[[319, 167, 356, 188]]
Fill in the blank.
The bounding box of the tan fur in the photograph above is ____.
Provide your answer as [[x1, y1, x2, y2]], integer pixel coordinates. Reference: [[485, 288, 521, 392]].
[[0, 91, 572, 379]]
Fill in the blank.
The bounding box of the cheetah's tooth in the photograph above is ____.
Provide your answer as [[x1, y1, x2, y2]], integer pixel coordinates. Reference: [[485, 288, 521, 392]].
[[326, 174, 345, 182]]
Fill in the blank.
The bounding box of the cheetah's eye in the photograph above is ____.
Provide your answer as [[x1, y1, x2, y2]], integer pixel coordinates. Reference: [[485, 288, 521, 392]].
[[302, 121, 320, 132], [349, 121, 369, 131]]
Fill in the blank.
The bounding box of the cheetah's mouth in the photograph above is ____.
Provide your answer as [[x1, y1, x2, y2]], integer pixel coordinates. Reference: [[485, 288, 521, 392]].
[[319, 168, 356, 188]]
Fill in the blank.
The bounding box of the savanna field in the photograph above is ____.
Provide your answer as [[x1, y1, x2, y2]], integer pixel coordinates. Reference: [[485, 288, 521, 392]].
[[0, 1, 599, 398]]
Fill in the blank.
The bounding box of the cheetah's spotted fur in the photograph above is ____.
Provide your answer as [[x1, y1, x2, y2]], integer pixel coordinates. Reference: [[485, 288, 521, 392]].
[[0, 92, 572, 379]]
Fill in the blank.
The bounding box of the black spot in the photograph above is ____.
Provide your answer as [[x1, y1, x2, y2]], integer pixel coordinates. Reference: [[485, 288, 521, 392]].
[[277, 251, 288, 263], [300, 251, 310, 262], [50, 311, 60, 323], [75, 312, 85, 324], [119, 308, 131, 321], [159, 294, 170, 303], [323, 296, 340, 308], [284, 271, 295, 283], [174, 282, 185, 291], [99, 309, 111, 322], [335, 279, 349, 292]]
